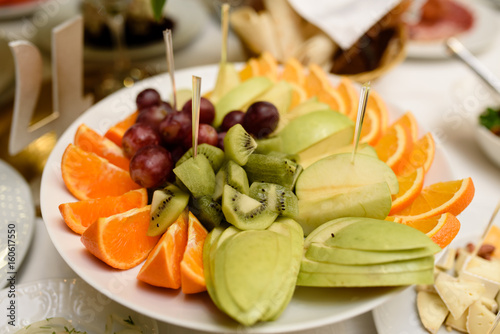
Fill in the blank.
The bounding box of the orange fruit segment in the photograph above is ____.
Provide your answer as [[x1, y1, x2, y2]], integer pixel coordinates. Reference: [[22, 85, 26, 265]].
[[390, 167, 425, 215], [359, 107, 383, 146], [316, 86, 347, 114], [104, 111, 139, 147], [393, 178, 475, 222], [258, 51, 279, 82], [281, 57, 305, 86], [336, 77, 358, 120], [239, 58, 260, 81], [59, 188, 147, 235], [74, 123, 130, 171], [396, 132, 436, 176], [137, 210, 189, 288], [367, 91, 389, 134], [484, 225, 500, 259], [304, 63, 332, 98], [180, 212, 208, 294], [392, 111, 419, 142], [289, 83, 307, 110], [403, 213, 461, 249], [81, 206, 160, 269], [61, 144, 141, 200], [374, 123, 414, 172]]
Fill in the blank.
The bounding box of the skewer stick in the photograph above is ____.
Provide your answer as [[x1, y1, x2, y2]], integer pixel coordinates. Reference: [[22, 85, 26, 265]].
[[163, 29, 177, 111], [471, 201, 500, 260], [351, 81, 371, 164], [192, 76, 202, 157], [220, 3, 230, 65]]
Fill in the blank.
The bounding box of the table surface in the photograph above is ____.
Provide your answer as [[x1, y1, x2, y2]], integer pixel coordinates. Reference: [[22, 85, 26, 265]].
[[3, 1, 500, 333]]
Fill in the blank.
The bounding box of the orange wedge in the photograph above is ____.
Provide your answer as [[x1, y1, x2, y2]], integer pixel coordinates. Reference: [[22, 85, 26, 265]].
[[239, 58, 260, 81], [59, 188, 147, 235], [374, 123, 414, 172], [258, 51, 279, 81], [389, 167, 425, 215], [289, 83, 308, 110], [74, 124, 130, 171], [61, 144, 141, 200], [81, 206, 160, 269], [403, 213, 461, 249], [392, 111, 419, 142], [393, 178, 475, 222], [137, 210, 189, 288], [317, 86, 347, 114], [104, 111, 139, 147], [367, 91, 389, 134], [281, 57, 306, 86], [180, 212, 208, 294], [396, 133, 436, 176], [484, 225, 500, 259], [304, 63, 332, 98], [337, 77, 358, 120], [359, 107, 383, 146]]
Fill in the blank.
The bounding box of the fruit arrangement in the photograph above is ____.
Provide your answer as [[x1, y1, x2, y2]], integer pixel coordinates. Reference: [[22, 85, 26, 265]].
[[56, 53, 475, 327]]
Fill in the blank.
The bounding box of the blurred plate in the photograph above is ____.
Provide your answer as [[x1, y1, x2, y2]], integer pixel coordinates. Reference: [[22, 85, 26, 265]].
[[0, 278, 159, 333], [32, 0, 208, 61], [406, 1, 498, 59], [0, 0, 47, 20], [0, 159, 35, 289]]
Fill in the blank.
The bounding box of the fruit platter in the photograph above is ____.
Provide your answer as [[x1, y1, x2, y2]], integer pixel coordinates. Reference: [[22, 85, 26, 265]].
[[40, 54, 475, 333]]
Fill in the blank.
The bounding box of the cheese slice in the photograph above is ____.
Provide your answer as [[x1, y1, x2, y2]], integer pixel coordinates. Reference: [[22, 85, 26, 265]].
[[466, 300, 500, 334], [435, 272, 485, 319], [436, 247, 456, 271], [460, 270, 500, 300], [445, 310, 467, 333], [464, 256, 500, 284], [417, 291, 449, 334]]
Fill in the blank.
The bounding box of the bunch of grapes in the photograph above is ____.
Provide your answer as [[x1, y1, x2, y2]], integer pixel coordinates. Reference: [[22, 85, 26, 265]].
[[125, 88, 279, 189]]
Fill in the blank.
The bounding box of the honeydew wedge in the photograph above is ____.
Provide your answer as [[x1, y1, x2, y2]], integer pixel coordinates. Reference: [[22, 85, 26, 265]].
[[298, 143, 377, 169], [284, 97, 329, 121], [210, 63, 240, 104], [246, 80, 293, 116]]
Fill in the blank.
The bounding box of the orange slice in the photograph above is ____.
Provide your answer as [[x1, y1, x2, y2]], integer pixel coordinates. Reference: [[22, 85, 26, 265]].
[[81, 206, 160, 269], [61, 144, 140, 200], [393, 178, 475, 222], [59, 188, 147, 235], [403, 213, 461, 249], [239, 58, 260, 81], [137, 210, 189, 288], [396, 132, 436, 176], [281, 57, 305, 86], [304, 63, 332, 98], [180, 212, 208, 294], [74, 123, 130, 171], [316, 86, 347, 114], [374, 123, 414, 172], [367, 91, 389, 134], [258, 51, 279, 81], [392, 111, 419, 142], [337, 77, 358, 120], [104, 111, 139, 147], [359, 107, 383, 146], [289, 82, 307, 110], [389, 167, 425, 215]]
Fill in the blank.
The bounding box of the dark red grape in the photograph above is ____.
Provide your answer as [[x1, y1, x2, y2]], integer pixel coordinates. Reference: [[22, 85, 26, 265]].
[[181, 98, 216, 124], [129, 145, 173, 189], [243, 101, 279, 138], [220, 110, 245, 132], [158, 111, 192, 145], [217, 131, 226, 150], [122, 123, 161, 159], [183, 123, 219, 149], [136, 103, 173, 131], [136, 88, 161, 110]]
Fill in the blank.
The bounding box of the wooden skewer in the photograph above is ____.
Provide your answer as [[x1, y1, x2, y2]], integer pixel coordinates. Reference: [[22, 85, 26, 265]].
[[163, 29, 177, 111], [192, 76, 202, 157], [351, 81, 371, 164]]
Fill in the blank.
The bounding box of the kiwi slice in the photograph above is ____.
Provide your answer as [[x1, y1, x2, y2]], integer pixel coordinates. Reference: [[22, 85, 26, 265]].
[[176, 143, 225, 172], [213, 161, 250, 201], [173, 154, 216, 198], [254, 136, 283, 154], [190, 196, 224, 231], [249, 182, 299, 218], [243, 154, 303, 190], [266, 151, 299, 163], [223, 124, 257, 166], [221, 184, 278, 230], [148, 183, 190, 236]]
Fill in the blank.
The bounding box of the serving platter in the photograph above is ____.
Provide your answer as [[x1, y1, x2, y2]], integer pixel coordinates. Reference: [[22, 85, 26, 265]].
[[40, 64, 453, 333]]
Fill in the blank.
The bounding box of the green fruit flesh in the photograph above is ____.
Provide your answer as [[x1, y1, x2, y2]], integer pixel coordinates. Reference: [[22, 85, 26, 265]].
[[249, 80, 292, 116], [173, 154, 216, 198], [285, 97, 329, 121], [254, 136, 283, 154], [175, 143, 225, 172], [189, 196, 223, 231], [210, 62, 241, 104], [223, 124, 257, 166], [244, 153, 302, 190], [147, 184, 190, 236], [298, 143, 378, 169], [249, 182, 299, 218]]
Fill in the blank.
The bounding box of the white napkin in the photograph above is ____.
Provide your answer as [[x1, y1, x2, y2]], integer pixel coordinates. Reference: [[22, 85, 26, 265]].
[[287, 0, 403, 50]]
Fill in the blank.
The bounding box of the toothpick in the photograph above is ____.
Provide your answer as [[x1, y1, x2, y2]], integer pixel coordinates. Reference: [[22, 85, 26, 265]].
[[351, 82, 371, 164], [487, 311, 500, 334], [163, 29, 177, 111], [220, 3, 230, 65], [192, 76, 202, 157]]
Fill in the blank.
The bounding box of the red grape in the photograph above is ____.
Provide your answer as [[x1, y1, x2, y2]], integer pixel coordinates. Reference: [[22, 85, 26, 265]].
[[136, 103, 173, 131], [217, 131, 226, 150], [136, 88, 161, 110], [220, 110, 245, 132], [181, 98, 215, 124], [122, 123, 161, 159], [129, 145, 173, 189], [158, 111, 192, 145], [183, 123, 219, 149], [243, 101, 279, 138]]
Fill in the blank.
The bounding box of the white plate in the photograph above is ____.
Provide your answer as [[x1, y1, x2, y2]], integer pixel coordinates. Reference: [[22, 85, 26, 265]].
[[32, 0, 208, 62], [0, 0, 48, 20], [372, 198, 499, 333], [0, 277, 159, 333], [0, 159, 35, 289], [406, 1, 498, 59], [40, 64, 454, 333]]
